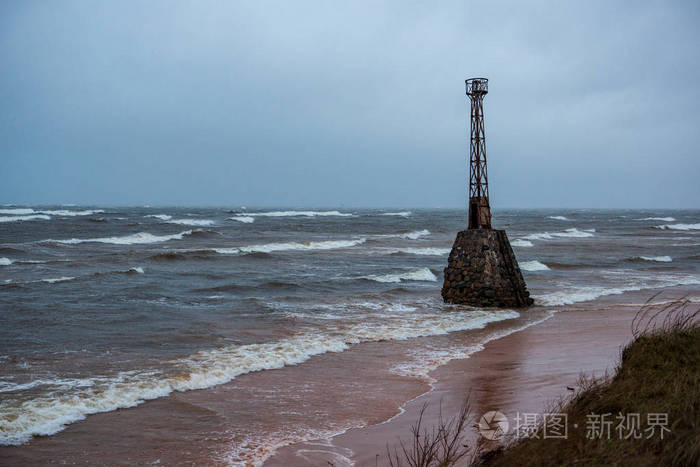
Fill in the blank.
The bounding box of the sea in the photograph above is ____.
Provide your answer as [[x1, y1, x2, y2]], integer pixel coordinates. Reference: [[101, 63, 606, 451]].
[[1, 207, 699, 464]]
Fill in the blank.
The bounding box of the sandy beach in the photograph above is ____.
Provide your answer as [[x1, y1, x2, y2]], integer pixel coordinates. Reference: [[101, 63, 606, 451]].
[[266, 288, 686, 466]]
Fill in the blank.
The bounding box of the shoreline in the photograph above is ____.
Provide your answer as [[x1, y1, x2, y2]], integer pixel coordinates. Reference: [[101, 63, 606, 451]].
[[265, 289, 686, 466]]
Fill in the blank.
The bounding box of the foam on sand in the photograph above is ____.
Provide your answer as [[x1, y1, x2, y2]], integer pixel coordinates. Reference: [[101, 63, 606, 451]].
[[655, 223, 700, 231], [45, 230, 195, 245], [520, 260, 550, 271], [246, 210, 353, 217], [0, 307, 519, 446], [228, 216, 255, 223], [363, 267, 437, 283]]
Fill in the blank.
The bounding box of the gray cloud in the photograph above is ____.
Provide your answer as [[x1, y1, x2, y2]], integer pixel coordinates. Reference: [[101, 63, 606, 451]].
[[1, 0, 699, 208]]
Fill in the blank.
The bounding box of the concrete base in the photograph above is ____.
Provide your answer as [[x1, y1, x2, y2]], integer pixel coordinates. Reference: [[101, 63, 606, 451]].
[[441, 229, 533, 307]]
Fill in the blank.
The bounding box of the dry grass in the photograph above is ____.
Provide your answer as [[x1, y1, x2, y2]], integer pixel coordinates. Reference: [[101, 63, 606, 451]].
[[479, 296, 700, 466]]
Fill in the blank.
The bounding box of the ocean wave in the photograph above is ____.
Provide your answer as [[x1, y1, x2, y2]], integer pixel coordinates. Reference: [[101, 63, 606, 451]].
[[655, 223, 700, 231], [0, 215, 52, 223], [535, 274, 700, 306], [246, 210, 353, 218], [44, 230, 195, 245], [0, 208, 34, 215], [213, 238, 367, 255], [41, 276, 75, 284], [386, 247, 450, 256], [520, 260, 550, 271], [382, 211, 412, 217], [511, 239, 534, 248], [0, 308, 518, 446], [522, 228, 594, 241], [636, 256, 672, 263], [145, 214, 172, 220], [0, 258, 12, 266], [166, 219, 215, 226], [228, 216, 255, 223], [637, 217, 675, 221], [39, 209, 104, 216], [547, 215, 569, 220], [363, 267, 437, 283]]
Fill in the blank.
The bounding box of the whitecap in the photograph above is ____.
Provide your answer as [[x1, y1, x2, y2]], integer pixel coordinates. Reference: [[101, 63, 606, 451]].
[[41, 276, 75, 284], [511, 239, 534, 247], [0, 208, 34, 215], [246, 210, 353, 217], [399, 229, 430, 240], [655, 223, 700, 231], [382, 211, 412, 217], [45, 230, 194, 245], [0, 215, 51, 223], [523, 228, 594, 241], [386, 247, 450, 256], [39, 210, 104, 216], [0, 258, 12, 266], [364, 267, 437, 283], [145, 214, 172, 221], [128, 267, 145, 274], [228, 216, 254, 223], [547, 215, 569, 220], [213, 238, 366, 255], [637, 217, 675, 222], [520, 260, 550, 271], [638, 256, 672, 262], [166, 219, 214, 227]]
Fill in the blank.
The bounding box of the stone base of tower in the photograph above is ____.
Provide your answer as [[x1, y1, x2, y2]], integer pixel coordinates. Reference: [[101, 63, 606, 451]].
[[441, 229, 533, 308]]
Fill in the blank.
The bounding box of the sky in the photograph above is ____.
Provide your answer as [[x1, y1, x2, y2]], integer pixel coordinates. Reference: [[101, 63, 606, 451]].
[[1, 1, 699, 208]]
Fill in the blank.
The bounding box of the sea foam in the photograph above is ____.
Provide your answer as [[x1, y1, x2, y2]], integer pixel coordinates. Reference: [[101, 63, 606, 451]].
[[166, 219, 215, 226], [520, 260, 550, 271], [228, 216, 255, 223], [246, 210, 353, 217], [0, 258, 12, 266], [213, 238, 367, 255], [655, 223, 700, 231], [0, 307, 519, 446], [45, 230, 195, 245], [363, 267, 437, 283]]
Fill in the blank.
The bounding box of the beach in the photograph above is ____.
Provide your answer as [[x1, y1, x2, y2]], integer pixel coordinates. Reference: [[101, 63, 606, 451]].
[[266, 287, 691, 466]]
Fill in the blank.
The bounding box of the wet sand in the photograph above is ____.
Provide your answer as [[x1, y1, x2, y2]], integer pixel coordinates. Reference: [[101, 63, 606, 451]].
[[266, 295, 648, 466]]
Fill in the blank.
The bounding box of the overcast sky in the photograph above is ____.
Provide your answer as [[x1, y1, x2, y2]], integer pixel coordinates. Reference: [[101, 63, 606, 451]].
[[1, 1, 699, 208]]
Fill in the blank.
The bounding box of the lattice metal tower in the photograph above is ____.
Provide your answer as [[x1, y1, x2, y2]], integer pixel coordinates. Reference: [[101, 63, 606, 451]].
[[466, 78, 492, 229]]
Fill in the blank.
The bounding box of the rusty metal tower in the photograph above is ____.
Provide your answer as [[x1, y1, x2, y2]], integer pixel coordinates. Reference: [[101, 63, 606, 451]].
[[466, 77, 492, 229]]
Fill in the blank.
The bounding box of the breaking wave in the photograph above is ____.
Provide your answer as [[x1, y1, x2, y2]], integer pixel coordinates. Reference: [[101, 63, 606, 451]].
[[386, 247, 450, 256], [246, 210, 353, 218], [520, 260, 550, 271], [511, 239, 534, 247], [166, 219, 215, 227], [41, 276, 75, 284], [655, 223, 700, 231], [382, 211, 412, 217], [228, 216, 254, 223], [637, 217, 675, 222], [547, 215, 569, 221], [44, 230, 196, 245], [523, 228, 594, 241], [212, 238, 367, 255], [145, 214, 172, 221], [0, 307, 518, 446], [0, 215, 51, 223], [535, 274, 700, 306], [363, 267, 437, 283], [0, 258, 12, 266], [636, 256, 672, 263]]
